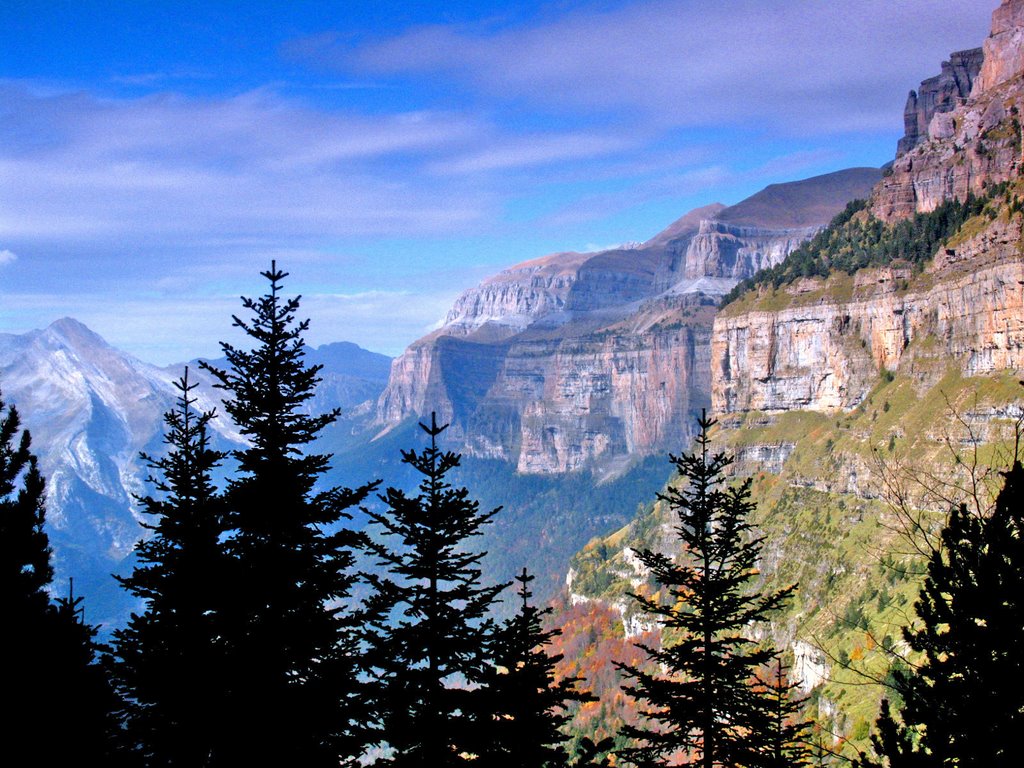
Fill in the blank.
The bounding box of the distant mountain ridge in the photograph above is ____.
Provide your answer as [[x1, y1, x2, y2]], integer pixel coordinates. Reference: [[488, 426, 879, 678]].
[[375, 167, 881, 474]]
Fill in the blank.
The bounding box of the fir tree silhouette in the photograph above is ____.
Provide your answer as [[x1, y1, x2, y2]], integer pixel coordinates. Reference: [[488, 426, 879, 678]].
[[473, 566, 593, 767], [362, 413, 507, 766], [859, 461, 1024, 768], [754, 656, 812, 768], [110, 369, 231, 764], [200, 263, 379, 766], [0, 387, 116, 763], [616, 412, 798, 768]]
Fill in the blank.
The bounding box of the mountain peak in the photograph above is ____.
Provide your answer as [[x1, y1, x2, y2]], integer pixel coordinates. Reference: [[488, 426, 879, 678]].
[[714, 168, 882, 229], [644, 202, 726, 246], [42, 317, 110, 351]]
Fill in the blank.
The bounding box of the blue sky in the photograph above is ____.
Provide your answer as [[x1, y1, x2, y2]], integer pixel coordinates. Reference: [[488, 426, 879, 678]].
[[0, 0, 996, 363]]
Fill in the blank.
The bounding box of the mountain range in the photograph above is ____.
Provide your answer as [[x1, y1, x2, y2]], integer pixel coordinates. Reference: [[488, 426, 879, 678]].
[[558, 0, 1024, 754], [2, 5, 1024, 756], [0, 320, 391, 623]]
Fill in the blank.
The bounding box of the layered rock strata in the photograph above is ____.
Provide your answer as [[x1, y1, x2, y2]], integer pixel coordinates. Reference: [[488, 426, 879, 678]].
[[376, 169, 880, 474], [896, 48, 983, 158], [715, 0, 1024, 416], [712, 217, 1024, 414], [874, 4, 1024, 221]]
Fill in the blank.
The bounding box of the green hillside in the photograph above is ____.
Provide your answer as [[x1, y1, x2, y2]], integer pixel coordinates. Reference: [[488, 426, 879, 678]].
[[557, 192, 1024, 759]]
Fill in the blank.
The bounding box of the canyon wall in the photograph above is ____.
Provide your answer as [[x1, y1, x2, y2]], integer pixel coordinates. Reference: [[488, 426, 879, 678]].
[[712, 217, 1024, 414], [714, 0, 1024, 417], [376, 169, 880, 474]]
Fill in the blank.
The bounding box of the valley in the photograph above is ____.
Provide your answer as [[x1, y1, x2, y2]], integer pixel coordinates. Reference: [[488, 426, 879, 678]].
[[3, 0, 1024, 761]]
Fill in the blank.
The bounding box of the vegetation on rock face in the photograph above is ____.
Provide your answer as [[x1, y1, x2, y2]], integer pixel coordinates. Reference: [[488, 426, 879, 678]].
[[859, 460, 1024, 768], [560, 355, 1024, 759], [721, 185, 1009, 307]]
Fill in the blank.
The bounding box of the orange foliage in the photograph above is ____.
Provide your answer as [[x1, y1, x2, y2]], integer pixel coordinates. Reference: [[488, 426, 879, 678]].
[[545, 597, 660, 745]]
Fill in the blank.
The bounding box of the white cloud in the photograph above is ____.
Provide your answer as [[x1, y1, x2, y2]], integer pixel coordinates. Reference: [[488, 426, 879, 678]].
[[0, 82, 653, 248], [0, 84, 501, 244], [312, 0, 993, 135], [0, 249, 16, 266]]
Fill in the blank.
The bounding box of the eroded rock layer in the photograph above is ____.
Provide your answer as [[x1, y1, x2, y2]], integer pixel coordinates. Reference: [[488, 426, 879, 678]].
[[714, 0, 1024, 416], [376, 169, 880, 473]]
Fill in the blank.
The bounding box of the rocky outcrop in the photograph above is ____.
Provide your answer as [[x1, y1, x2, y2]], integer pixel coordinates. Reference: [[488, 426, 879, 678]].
[[974, 0, 1024, 94], [712, 216, 1024, 414], [896, 48, 983, 158], [715, 1, 1024, 416], [874, 2, 1024, 220], [376, 169, 879, 473]]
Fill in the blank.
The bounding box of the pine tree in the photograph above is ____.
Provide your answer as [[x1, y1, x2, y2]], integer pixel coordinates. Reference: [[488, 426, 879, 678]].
[[474, 567, 592, 767], [616, 412, 797, 768], [200, 263, 378, 766], [859, 461, 1024, 768], [755, 657, 812, 768], [110, 369, 231, 764], [362, 414, 508, 766], [0, 388, 115, 762]]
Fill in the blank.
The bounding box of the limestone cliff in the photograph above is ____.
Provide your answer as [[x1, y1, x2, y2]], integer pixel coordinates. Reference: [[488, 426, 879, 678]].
[[715, 0, 1024, 417], [896, 48, 983, 158], [713, 215, 1024, 414], [874, 4, 1024, 221], [376, 169, 879, 474]]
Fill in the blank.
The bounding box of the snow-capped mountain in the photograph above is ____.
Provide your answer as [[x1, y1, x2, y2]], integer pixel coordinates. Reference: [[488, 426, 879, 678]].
[[0, 318, 390, 624]]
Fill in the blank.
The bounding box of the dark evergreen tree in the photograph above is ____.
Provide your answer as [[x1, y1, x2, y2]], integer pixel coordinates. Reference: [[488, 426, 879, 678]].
[[572, 737, 616, 768], [0, 388, 115, 762], [859, 461, 1024, 768], [110, 369, 231, 764], [754, 657, 812, 768], [200, 263, 378, 766], [362, 414, 508, 766], [474, 567, 592, 767], [616, 412, 797, 768]]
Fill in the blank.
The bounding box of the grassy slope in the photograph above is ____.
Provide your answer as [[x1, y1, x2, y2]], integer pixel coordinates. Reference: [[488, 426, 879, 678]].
[[557, 196, 1024, 759]]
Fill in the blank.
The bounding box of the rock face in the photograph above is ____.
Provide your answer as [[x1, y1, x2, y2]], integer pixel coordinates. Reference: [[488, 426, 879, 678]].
[[896, 48, 983, 158], [376, 168, 880, 474], [874, 3, 1024, 221], [714, 0, 1024, 416], [974, 0, 1024, 94], [712, 218, 1024, 414]]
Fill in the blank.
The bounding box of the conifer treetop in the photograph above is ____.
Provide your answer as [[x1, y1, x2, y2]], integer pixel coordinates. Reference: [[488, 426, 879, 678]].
[[617, 411, 799, 768]]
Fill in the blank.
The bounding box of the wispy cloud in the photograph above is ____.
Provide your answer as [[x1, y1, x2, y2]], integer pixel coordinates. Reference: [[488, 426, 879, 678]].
[[431, 133, 631, 175], [298, 0, 993, 134], [0, 249, 16, 266], [0, 83, 497, 244]]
